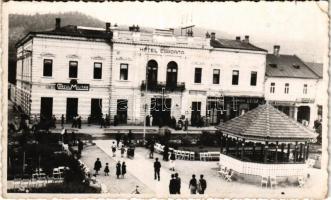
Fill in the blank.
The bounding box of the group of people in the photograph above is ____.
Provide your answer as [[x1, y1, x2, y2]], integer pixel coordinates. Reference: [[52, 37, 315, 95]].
[[71, 115, 82, 129], [169, 173, 181, 194], [93, 158, 127, 179], [188, 174, 207, 194]]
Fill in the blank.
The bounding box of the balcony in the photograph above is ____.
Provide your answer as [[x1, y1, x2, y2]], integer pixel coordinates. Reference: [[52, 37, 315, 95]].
[[140, 81, 185, 92]]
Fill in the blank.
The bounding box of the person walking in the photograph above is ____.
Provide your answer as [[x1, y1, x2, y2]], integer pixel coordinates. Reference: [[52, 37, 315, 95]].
[[169, 174, 176, 194], [116, 161, 121, 179], [149, 143, 154, 159], [104, 163, 110, 176], [153, 158, 161, 181], [198, 174, 207, 194], [169, 150, 176, 171], [71, 131, 76, 146], [61, 114, 65, 129], [189, 174, 197, 194], [94, 158, 102, 175], [120, 145, 125, 158], [163, 145, 169, 161], [112, 141, 117, 157], [121, 162, 127, 178], [150, 115, 153, 126], [77, 115, 82, 129], [78, 139, 84, 155], [174, 173, 181, 194]]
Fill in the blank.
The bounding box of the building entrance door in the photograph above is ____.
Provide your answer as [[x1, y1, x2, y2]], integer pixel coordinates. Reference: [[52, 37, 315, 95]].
[[40, 97, 53, 120], [91, 99, 102, 123], [66, 98, 78, 122], [150, 98, 171, 127], [117, 99, 128, 124], [297, 106, 310, 125], [191, 102, 201, 126]]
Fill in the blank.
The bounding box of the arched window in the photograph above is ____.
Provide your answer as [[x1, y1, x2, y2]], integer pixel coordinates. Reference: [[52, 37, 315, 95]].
[[147, 60, 158, 87], [166, 61, 178, 87]]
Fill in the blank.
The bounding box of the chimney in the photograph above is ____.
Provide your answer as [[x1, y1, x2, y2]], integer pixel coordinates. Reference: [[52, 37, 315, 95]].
[[235, 36, 241, 41], [244, 35, 249, 43], [273, 45, 280, 56], [210, 32, 216, 40], [106, 22, 111, 32], [55, 18, 61, 30]]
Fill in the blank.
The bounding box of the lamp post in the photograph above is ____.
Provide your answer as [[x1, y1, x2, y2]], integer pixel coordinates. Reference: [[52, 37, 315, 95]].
[[143, 46, 149, 146]]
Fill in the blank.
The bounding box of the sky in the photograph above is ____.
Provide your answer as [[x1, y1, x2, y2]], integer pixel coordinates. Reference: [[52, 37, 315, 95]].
[[4, 1, 329, 62]]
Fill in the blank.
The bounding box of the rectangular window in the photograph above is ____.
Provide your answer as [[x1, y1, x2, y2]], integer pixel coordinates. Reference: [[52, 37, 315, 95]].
[[93, 62, 102, 79], [250, 71, 257, 86], [213, 69, 220, 84], [120, 63, 128, 80], [43, 59, 53, 77], [270, 82, 275, 93], [232, 70, 239, 85], [284, 83, 289, 94], [69, 61, 78, 78], [194, 68, 202, 83], [303, 84, 308, 94]]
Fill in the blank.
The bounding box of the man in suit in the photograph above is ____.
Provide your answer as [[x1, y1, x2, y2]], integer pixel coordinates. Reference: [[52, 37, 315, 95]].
[[169, 174, 176, 194], [154, 158, 161, 181]]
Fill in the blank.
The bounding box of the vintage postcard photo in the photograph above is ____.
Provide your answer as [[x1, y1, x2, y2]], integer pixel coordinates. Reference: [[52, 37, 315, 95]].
[[1, 1, 329, 198]]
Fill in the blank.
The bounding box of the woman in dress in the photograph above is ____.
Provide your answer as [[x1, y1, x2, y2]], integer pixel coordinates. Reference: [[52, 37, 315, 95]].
[[104, 163, 110, 176], [121, 162, 127, 178], [116, 161, 121, 179]]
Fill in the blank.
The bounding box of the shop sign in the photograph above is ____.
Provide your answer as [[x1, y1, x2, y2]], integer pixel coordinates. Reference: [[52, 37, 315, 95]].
[[296, 98, 314, 103], [268, 101, 295, 106], [55, 80, 89, 91]]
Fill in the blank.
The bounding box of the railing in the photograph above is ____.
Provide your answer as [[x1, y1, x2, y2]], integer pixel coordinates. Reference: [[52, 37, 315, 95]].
[[140, 81, 185, 92], [219, 153, 307, 177]]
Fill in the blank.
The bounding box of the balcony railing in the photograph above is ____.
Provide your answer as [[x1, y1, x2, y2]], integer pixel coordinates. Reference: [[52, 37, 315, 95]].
[[140, 81, 185, 92]]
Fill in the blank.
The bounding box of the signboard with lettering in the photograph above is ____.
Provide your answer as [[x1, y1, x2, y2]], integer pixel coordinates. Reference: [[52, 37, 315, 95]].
[[55, 81, 89, 91], [139, 46, 185, 55]]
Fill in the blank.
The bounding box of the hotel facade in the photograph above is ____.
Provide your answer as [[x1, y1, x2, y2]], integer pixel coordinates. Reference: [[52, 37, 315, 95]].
[[14, 18, 322, 127]]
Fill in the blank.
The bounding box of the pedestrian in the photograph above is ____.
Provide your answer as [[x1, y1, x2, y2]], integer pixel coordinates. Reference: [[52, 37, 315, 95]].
[[121, 162, 127, 178], [63, 129, 68, 144], [169, 174, 176, 194], [104, 163, 110, 176], [163, 145, 169, 161], [61, 114, 65, 129], [149, 143, 154, 159], [94, 158, 102, 175], [198, 174, 207, 194], [52, 115, 57, 128], [174, 173, 181, 194], [116, 133, 121, 147], [146, 115, 150, 126], [184, 118, 188, 131], [121, 145, 125, 158], [71, 116, 76, 128], [71, 131, 76, 145], [189, 174, 197, 194], [150, 115, 153, 126], [78, 139, 84, 155], [116, 161, 121, 179], [112, 141, 117, 157], [169, 150, 176, 171], [77, 115, 82, 129], [154, 157, 161, 181], [105, 114, 110, 127]]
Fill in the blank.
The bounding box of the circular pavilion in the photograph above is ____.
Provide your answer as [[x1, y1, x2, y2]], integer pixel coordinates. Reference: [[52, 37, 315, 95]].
[[216, 103, 317, 179]]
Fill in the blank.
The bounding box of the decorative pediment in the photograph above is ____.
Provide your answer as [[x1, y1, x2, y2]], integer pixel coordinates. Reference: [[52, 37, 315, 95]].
[[66, 54, 80, 59], [40, 52, 56, 58], [91, 56, 105, 61]]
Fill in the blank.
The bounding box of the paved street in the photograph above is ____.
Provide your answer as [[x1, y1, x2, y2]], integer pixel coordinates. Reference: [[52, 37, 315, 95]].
[[78, 139, 326, 198]]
